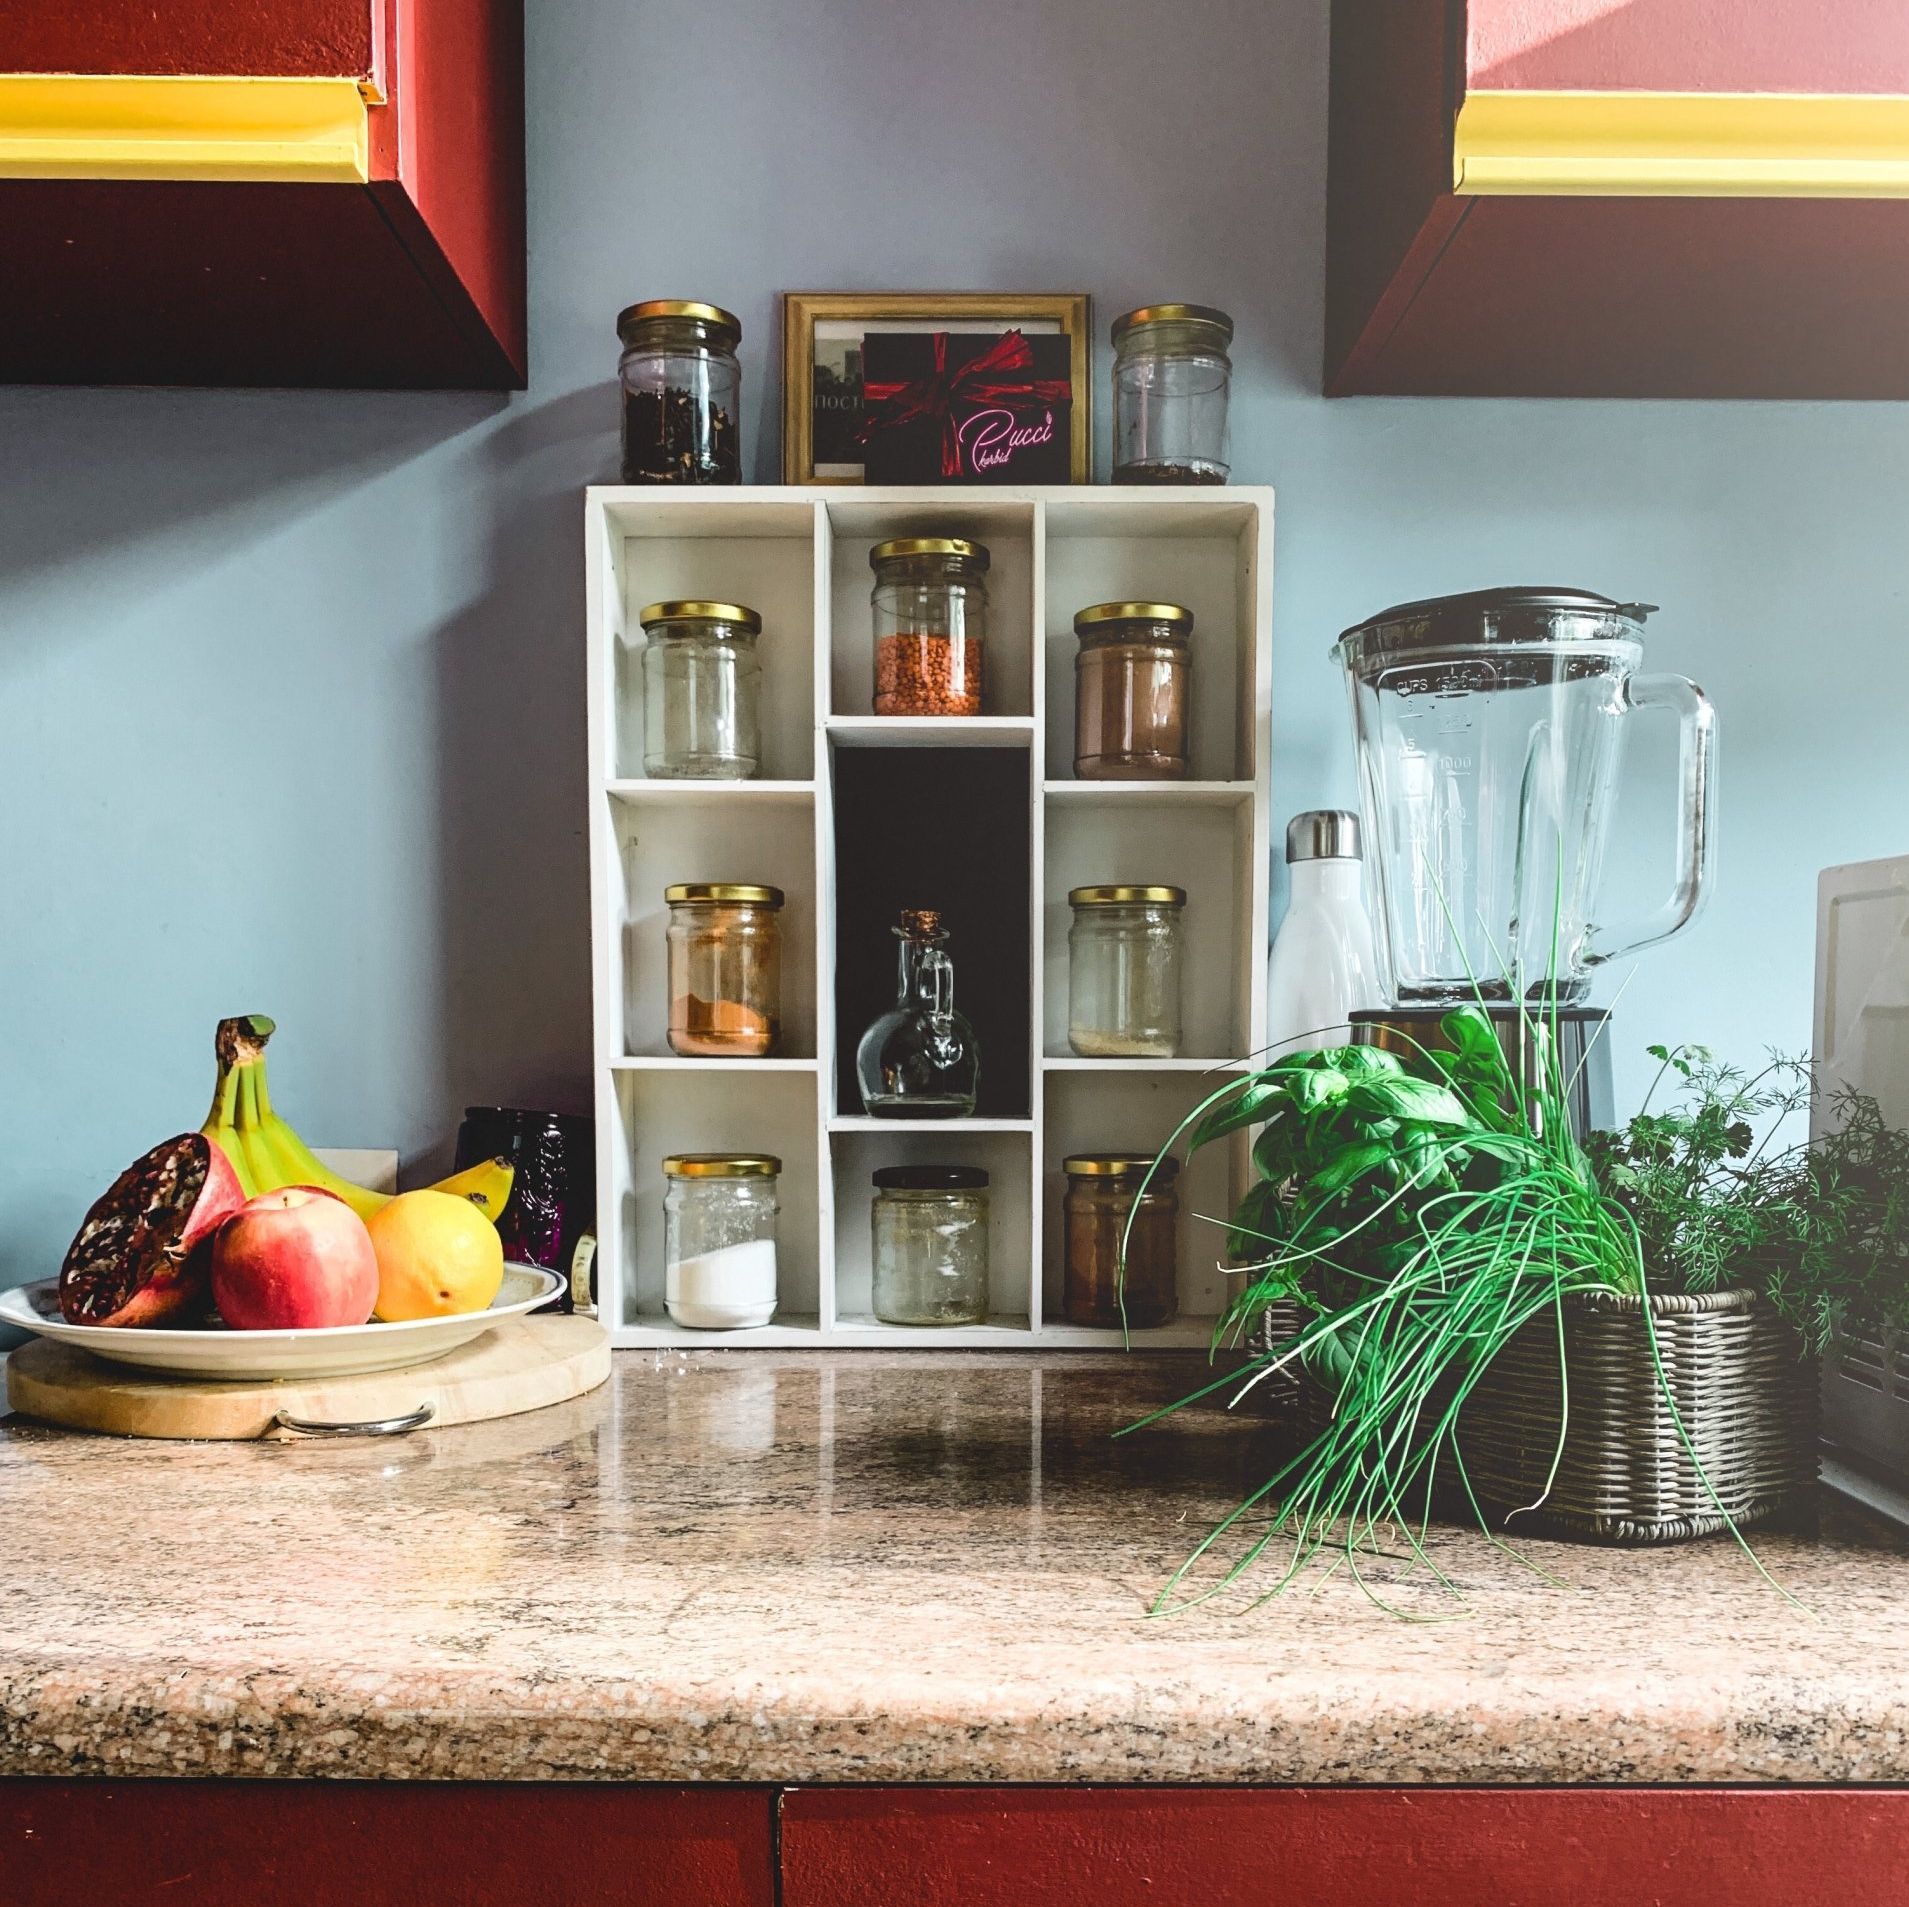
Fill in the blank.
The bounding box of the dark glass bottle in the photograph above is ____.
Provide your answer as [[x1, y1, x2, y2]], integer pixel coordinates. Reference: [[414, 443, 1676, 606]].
[[854, 910, 980, 1118]]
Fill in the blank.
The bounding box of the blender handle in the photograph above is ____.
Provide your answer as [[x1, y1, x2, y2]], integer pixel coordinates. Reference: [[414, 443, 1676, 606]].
[[1583, 671, 1718, 969]]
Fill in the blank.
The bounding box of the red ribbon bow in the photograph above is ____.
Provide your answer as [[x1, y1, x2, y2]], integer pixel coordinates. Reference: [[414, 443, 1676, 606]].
[[857, 330, 1070, 477]]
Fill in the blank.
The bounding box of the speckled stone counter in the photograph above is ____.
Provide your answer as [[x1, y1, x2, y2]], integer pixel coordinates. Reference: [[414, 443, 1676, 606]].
[[3, 1350, 1907, 1785]]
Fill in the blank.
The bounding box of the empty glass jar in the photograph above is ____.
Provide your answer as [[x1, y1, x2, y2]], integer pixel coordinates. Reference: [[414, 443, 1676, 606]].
[[1073, 601, 1193, 779], [640, 600, 762, 778], [665, 883, 782, 1057], [1111, 304, 1233, 486], [855, 909, 980, 1115], [662, 1153, 779, 1329], [1067, 885, 1186, 1057], [1062, 1154, 1180, 1328], [617, 300, 742, 485], [869, 537, 989, 715], [871, 1165, 990, 1325]]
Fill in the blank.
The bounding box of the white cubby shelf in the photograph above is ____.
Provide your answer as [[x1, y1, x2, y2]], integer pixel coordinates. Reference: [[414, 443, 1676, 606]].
[[586, 485, 1273, 1349]]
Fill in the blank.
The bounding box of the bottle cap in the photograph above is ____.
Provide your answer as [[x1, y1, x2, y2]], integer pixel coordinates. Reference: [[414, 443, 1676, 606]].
[[1286, 811, 1362, 863]]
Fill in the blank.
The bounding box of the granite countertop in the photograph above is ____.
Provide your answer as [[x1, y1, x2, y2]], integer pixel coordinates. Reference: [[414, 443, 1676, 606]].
[[3, 1349, 1907, 1785]]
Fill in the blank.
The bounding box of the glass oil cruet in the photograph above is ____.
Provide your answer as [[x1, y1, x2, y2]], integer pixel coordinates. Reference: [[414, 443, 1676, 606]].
[[854, 909, 979, 1117]]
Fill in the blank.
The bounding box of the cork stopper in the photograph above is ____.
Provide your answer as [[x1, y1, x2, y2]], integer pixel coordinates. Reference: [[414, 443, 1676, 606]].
[[897, 908, 944, 940]]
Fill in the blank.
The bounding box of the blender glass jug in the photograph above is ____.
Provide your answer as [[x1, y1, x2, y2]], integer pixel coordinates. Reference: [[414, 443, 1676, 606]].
[[1334, 588, 1716, 1005]]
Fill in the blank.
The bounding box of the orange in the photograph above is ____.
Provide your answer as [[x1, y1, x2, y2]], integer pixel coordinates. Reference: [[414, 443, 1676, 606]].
[[366, 1189, 505, 1321]]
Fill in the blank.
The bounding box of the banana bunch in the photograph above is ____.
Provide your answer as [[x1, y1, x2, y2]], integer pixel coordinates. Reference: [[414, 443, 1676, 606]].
[[200, 1014, 513, 1224]]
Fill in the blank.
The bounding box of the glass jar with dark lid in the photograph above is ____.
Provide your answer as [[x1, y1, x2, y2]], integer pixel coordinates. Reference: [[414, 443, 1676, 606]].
[[617, 300, 742, 485], [1111, 304, 1233, 486], [640, 599, 762, 778], [1073, 601, 1193, 780], [871, 1165, 990, 1325], [1062, 1153, 1180, 1328], [869, 537, 990, 716]]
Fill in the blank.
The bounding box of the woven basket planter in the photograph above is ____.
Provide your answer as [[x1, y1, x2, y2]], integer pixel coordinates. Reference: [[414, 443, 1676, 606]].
[[1256, 1286, 1819, 1545]]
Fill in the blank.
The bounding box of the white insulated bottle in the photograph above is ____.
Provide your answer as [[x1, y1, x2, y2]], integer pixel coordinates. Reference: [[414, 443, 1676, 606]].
[[1265, 809, 1378, 1056]]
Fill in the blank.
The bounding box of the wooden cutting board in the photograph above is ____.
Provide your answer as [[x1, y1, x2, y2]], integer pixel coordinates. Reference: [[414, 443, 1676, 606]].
[[4, 1315, 611, 1441]]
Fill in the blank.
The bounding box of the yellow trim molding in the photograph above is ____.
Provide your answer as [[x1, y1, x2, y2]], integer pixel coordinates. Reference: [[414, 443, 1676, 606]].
[[0, 74, 368, 184], [1454, 90, 1909, 198]]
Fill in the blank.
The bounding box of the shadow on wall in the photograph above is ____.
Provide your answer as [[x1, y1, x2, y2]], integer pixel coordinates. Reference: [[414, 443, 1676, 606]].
[[421, 382, 617, 1176]]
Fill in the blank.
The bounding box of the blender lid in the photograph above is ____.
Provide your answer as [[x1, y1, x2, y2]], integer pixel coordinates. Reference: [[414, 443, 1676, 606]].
[[1340, 587, 1658, 648]]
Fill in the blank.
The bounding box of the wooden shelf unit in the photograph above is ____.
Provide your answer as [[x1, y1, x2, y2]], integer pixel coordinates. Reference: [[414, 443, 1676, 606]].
[[585, 486, 1273, 1348]]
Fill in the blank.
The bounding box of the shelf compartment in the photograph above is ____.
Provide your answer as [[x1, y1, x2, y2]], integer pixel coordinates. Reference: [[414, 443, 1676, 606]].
[[611, 790, 818, 1060], [602, 496, 819, 784], [831, 745, 1032, 1119], [1042, 497, 1266, 784], [607, 1067, 822, 1333], [1042, 1067, 1255, 1330], [824, 497, 1037, 719], [1042, 792, 1258, 1061], [829, 1126, 1037, 1332]]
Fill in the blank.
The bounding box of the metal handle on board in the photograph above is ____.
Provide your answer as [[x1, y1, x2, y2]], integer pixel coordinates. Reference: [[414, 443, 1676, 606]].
[[272, 1402, 436, 1439]]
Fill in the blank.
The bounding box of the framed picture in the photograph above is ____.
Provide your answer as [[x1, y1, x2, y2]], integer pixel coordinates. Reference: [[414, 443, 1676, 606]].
[[781, 292, 1091, 485]]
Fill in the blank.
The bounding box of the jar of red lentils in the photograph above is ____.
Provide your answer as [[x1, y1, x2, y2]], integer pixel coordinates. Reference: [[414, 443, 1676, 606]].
[[869, 537, 989, 716]]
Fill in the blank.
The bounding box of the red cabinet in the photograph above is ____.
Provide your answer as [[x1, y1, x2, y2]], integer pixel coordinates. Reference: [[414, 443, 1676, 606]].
[[1328, 0, 1909, 397], [0, 0, 524, 388], [1, 1781, 776, 1907], [780, 1786, 1909, 1907]]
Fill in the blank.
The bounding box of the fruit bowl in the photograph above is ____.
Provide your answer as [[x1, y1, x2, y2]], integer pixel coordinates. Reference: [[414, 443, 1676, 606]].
[[0, 1265, 564, 1381]]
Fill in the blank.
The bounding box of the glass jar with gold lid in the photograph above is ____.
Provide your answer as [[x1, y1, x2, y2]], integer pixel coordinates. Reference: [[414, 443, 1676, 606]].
[[662, 1153, 779, 1329], [869, 537, 990, 716], [1067, 885, 1186, 1057], [1061, 1153, 1179, 1328], [641, 600, 762, 778], [1073, 601, 1193, 780], [617, 299, 742, 485], [665, 883, 783, 1058], [1111, 304, 1232, 485]]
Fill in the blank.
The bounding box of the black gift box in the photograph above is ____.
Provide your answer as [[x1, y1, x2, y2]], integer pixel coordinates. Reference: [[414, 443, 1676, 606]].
[[857, 330, 1072, 484]]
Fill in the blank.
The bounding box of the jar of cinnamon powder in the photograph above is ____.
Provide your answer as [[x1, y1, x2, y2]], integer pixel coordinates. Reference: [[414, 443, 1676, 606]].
[[869, 537, 989, 716], [664, 883, 783, 1057], [1072, 601, 1192, 779]]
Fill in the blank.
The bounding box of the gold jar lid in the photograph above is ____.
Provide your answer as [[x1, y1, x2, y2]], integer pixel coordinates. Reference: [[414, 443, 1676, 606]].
[[1068, 884, 1186, 907], [616, 300, 741, 345], [1110, 303, 1233, 346], [638, 600, 762, 633], [1074, 600, 1194, 635], [662, 1153, 781, 1178], [1062, 1153, 1182, 1178], [664, 883, 784, 907], [869, 536, 991, 571]]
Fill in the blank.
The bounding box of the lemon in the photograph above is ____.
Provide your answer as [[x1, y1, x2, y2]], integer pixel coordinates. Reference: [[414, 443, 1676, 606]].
[[367, 1189, 505, 1321]]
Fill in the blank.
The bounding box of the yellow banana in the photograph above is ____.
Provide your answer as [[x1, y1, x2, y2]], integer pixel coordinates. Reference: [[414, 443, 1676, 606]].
[[199, 1015, 514, 1226]]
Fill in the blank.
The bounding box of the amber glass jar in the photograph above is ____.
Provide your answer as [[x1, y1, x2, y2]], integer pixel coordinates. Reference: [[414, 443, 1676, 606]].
[[1062, 1154, 1180, 1328], [1073, 601, 1192, 779], [869, 538, 989, 715], [664, 883, 783, 1057]]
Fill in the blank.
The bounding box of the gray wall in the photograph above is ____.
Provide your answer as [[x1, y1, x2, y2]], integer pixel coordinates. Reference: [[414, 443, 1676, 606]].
[[6, 0, 1907, 1290]]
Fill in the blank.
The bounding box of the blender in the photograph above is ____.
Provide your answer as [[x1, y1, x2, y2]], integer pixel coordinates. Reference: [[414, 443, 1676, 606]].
[[1334, 587, 1717, 1129]]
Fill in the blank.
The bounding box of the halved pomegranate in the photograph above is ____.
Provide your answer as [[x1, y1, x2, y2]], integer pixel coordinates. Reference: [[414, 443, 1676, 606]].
[[58, 1133, 245, 1326]]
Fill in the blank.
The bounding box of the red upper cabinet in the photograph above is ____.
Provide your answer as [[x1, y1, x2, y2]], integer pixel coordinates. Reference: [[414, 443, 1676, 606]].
[[0, 0, 525, 389], [1327, 0, 1909, 397]]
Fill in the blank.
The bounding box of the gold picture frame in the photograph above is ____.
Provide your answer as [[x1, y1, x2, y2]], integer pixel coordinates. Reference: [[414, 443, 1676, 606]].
[[781, 291, 1091, 485]]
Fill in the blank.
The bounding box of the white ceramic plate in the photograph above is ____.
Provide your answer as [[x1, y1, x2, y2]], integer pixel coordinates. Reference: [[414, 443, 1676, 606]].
[[0, 1265, 564, 1381]]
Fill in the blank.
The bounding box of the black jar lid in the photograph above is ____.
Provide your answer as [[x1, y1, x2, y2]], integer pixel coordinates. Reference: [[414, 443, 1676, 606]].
[[872, 1165, 990, 1190]]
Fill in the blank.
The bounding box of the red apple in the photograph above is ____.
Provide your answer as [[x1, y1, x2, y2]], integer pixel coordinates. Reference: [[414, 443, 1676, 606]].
[[211, 1186, 379, 1330]]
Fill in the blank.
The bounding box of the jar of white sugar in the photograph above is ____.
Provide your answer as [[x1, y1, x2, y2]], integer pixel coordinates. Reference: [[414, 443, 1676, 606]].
[[662, 1153, 780, 1329]]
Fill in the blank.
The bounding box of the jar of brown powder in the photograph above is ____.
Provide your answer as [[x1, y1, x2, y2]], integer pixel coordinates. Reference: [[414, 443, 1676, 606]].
[[665, 883, 783, 1057], [869, 537, 989, 716], [1061, 1154, 1179, 1328], [1072, 601, 1192, 779]]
